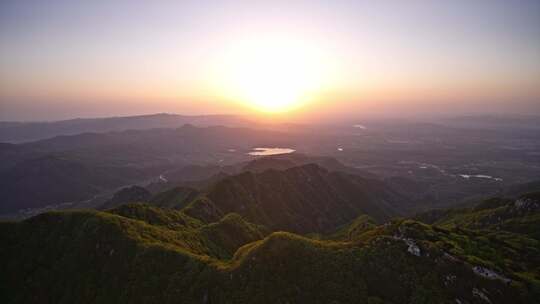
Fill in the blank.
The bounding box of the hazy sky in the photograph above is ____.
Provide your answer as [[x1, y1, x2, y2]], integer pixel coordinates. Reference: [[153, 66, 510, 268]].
[[1, 0, 539, 121]]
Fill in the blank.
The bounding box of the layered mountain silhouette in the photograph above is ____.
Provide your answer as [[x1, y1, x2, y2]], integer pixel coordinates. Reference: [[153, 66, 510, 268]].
[[0, 113, 251, 143], [0, 125, 298, 215]]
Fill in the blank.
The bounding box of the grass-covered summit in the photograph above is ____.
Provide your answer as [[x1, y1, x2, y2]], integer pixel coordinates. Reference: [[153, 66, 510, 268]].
[[2, 190, 539, 303]]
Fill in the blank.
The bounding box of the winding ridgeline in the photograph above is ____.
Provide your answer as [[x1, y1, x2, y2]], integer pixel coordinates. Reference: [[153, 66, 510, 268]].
[[1, 164, 539, 303]]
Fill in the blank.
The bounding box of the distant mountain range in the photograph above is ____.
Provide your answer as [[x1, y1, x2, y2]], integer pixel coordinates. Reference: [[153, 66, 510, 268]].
[[0, 125, 299, 215], [0, 113, 251, 143], [440, 114, 540, 130]]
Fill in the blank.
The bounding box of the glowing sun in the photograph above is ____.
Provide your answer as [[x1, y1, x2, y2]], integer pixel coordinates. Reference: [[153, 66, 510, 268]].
[[212, 36, 332, 113]]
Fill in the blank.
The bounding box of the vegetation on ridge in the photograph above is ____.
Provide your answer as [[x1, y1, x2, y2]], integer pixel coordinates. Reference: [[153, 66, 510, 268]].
[[2, 191, 539, 303]]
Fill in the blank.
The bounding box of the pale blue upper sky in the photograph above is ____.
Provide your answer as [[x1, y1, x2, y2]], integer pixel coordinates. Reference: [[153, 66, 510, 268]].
[[1, 0, 539, 120]]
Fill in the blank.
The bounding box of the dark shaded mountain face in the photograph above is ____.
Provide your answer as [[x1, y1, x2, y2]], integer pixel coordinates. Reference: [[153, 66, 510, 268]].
[[198, 164, 409, 233], [0, 156, 146, 214], [145, 152, 377, 195], [104, 162, 408, 234], [145, 165, 230, 194], [100, 186, 152, 210], [240, 152, 377, 179], [504, 179, 540, 197], [0, 113, 250, 143], [2, 195, 537, 304]]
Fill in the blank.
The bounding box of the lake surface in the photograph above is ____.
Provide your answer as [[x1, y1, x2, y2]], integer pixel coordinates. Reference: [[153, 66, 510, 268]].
[[352, 124, 367, 129], [248, 147, 296, 156], [459, 174, 503, 182]]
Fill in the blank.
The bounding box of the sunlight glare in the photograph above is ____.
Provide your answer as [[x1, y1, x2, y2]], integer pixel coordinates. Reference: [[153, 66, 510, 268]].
[[213, 36, 333, 113]]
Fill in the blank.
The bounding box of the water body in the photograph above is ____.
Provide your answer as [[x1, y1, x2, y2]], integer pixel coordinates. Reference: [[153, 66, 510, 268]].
[[408, 161, 504, 182], [248, 147, 296, 156], [459, 174, 503, 182], [353, 124, 367, 129]]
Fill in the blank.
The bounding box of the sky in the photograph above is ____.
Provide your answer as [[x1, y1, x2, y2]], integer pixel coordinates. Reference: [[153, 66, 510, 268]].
[[1, 0, 539, 121]]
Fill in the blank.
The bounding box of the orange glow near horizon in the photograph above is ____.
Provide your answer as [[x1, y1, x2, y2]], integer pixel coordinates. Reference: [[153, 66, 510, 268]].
[[1, 1, 539, 121], [208, 36, 340, 113]]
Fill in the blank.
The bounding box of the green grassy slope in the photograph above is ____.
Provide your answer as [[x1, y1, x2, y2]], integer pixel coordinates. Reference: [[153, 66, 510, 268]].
[[2, 201, 538, 303], [415, 192, 540, 240]]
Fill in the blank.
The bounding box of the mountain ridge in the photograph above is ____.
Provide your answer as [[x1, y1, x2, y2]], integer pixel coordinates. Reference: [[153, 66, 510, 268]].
[[2, 194, 537, 303], [0, 113, 252, 143]]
